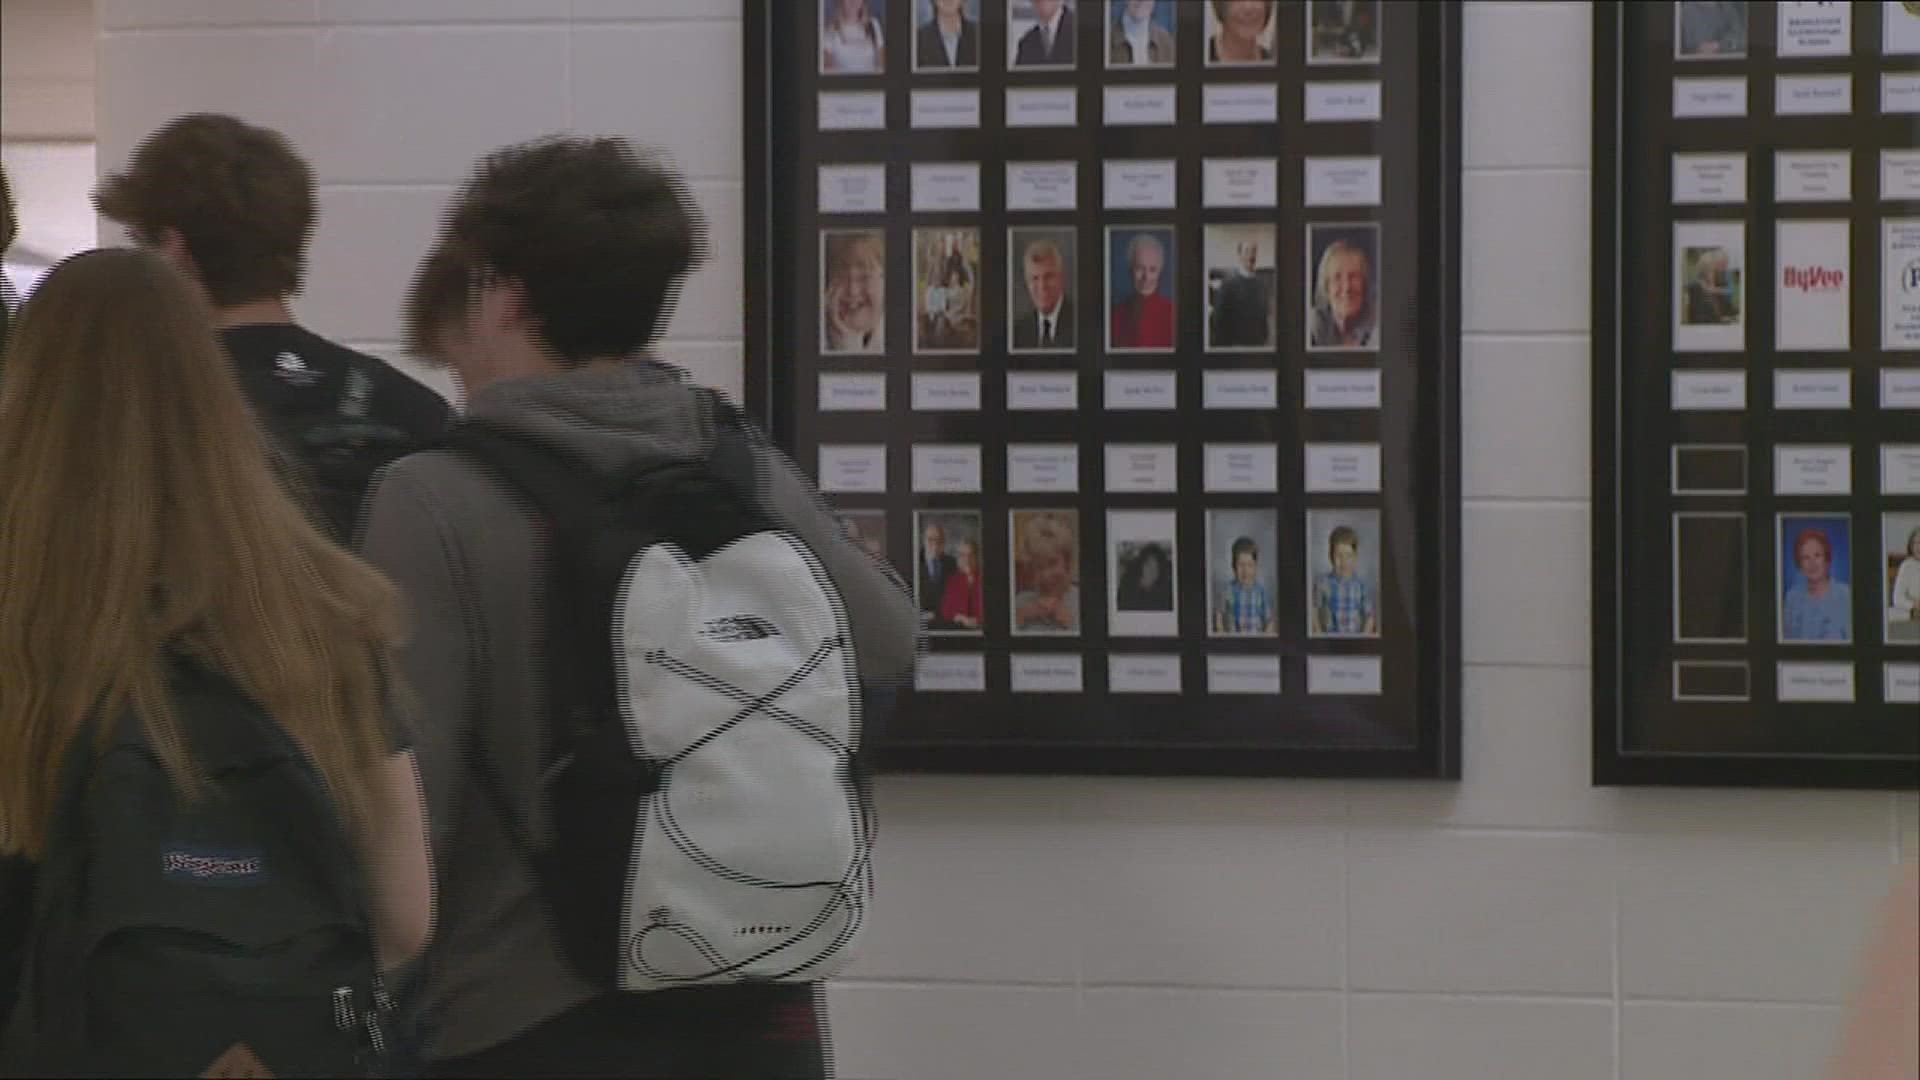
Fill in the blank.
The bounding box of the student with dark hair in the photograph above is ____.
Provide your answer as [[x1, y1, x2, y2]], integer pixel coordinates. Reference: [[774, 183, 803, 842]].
[[94, 113, 452, 543], [360, 135, 918, 1076]]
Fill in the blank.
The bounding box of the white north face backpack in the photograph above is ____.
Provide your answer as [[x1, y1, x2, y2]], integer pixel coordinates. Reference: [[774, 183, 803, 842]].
[[441, 389, 873, 992]]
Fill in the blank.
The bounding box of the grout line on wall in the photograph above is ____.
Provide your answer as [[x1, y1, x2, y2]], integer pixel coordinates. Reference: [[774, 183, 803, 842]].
[[1340, 823, 1352, 1080], [1345, 989, 1617, 1004], [832, 977, 1086, 991], [1611, 835, 1622, 1080], [1619, 997, 1845, 1012]]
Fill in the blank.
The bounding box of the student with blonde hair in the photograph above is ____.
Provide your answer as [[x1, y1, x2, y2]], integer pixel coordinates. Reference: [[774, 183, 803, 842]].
[[0, 248, 430, 1076]]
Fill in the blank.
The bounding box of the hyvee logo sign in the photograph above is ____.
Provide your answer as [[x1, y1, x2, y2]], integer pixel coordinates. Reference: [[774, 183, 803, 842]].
[[1776, 221, 1851, 351], [1782, 264, 1845, 291], [1901, 257, 1920, 293]]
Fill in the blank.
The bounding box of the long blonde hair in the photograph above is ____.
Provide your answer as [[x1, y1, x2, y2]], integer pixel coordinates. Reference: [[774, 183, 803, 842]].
[[0, 248, 405, 859]]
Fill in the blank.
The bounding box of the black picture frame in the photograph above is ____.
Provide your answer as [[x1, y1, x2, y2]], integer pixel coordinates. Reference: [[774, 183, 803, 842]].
[[746, 0, 1463, 779], [1592, 1, 1920, 791]]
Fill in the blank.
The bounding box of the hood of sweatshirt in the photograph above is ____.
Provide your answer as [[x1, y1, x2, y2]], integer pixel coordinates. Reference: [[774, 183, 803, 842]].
[[459, 359, 716, 476]]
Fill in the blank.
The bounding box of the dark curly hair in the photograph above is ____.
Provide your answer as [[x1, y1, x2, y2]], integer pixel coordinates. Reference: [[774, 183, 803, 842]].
[[408, 135, 707, 365], [93, 113, 315, 307]]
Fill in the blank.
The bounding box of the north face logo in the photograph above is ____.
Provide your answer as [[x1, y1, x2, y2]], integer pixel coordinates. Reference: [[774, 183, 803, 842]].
[[274, 351, 320, 388], [700, 614, 780, 642]]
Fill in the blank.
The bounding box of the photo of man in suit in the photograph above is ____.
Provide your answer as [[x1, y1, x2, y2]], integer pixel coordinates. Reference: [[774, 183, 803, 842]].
[[915, 511, 980, 633], [1011, 0, 1077, 67], [1205, 224, 1275, 351], [916, 0, 981, 71], [1010, 228, 1077, 352]]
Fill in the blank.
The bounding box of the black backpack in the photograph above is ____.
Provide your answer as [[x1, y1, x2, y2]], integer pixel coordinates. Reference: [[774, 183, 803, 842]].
[[438, 388, 875, 993], [292, 365, 427, 545], [0, 656, 394, 1078]]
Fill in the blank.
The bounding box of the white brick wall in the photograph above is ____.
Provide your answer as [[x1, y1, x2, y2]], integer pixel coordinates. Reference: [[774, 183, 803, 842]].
[[93, 3, 1918, 1078]]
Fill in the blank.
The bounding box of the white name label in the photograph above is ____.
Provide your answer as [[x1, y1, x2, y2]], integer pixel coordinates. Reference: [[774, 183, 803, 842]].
[[1776, 151, 1851, 203], [818, 164, 887, 213], [1775, 74, 1852, 116], [1777, 661, 1855, 703], [1010, 654, 1083, 693], [1886, 664, 1920, 705], [1883, 150, 1920, 200], [1203, 83, 1279, 124], [1774, 444, 1852, 495], [1882, 444, 1920, 494], [1104, 85, 1177, 126], [1672, 370, 1747, 410], [911, 444, 982, 493], [1673, 77, 1748, 118], [911, 372, 981, 411], [1006, 87, 1077, 127], [915, 653, 986, 692], [911, 89, 981, 129], [1773, 368, 1851, 410], [1202, 369, 1278, 409], [1307, 655, 1384, 696], [1202, 158, 1279, 208], [1672, 153, 1747, 204], [1007, 371, 1079, 410], [1006, 161, 1077, 211], [1207, 654, 1281, 695], [1103, 159, 1178, 209], [1006, 444, 1079, 493], [910, 162, 980, 212], [1304, 81, 1382, 123], [1104, 370, 1178, 410], [818, 372, 887, 411], [1305, 368, 1383, 409], [818, 91, 886, 130], [1203, 443, 1280, 493], [1304, 156, 1383, 207], [1304, 443, 1383, 493], [818, 444, 887, 493], [1105, 443, 1178, 493], [1109, 654, 1182, 693]]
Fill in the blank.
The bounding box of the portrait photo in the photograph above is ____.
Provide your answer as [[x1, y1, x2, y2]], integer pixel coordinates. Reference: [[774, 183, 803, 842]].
[[1009, 226, 1078, 353], [1204, 223, 1277, 352], [1011, 509, 1082, 636], [1207, 509, 1279, 638], [1306, 222, 1381, 352], [1107, 0, 1175, 68], [1106, 225, 1177, 353], [1205, 0, 1277, 66], [1883, 512, 1920, 645], [820, 229, 886, 356], [821, 0, 888, 74], [915, 0, 982, 72], [914, 227, 982, 354], [1673, 221, 1745, 353], [1306, 508, 1381, 639], [1010, 0, 1078, 69], [915, 509, 985, 635], [1675, 0, 1748, 59], [1308, 0, 1381, 64], [1109, 509, 1179, 637], [1777, 513, 1852, 645], [840, 509, 889, 565]]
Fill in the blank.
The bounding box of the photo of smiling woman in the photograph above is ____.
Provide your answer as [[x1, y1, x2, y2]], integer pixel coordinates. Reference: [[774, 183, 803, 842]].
[[1206, 0, 1276, 66], [1307, 222, 1380, 352], [1778, 514, 1853, 645], [821, 229, 886, 355]]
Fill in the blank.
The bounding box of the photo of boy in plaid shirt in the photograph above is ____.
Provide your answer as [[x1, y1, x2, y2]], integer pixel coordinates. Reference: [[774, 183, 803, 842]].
[[1313, 522, 1379, 637]]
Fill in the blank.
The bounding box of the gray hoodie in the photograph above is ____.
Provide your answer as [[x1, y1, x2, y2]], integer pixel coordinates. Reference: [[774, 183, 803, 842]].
[[356, 361, 918, 1061]]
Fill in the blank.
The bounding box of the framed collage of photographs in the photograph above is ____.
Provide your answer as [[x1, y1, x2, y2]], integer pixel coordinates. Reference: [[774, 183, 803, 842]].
[[1593, 1, 1920, 790], [746, 0, 1463, 778]]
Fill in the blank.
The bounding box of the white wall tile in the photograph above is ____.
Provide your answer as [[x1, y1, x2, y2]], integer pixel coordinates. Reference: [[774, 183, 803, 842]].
[[570, 22, 744, 180], [311, 27, 569, 184], [1351, 665, 1624, 831], [824, 984, 1088, 1080], [1348, 997, 1615, 1080], [1621, 1003, 1843, 1080], [662, 181, 745, 341], [1078, 825, 1344, 990], [318, 0, 567, 22], [1083, 990, 1344, 1080], [300, 187, 457, 344], [1463, 1, 1590, 169], [1462, 336, 1590, 499], [96, 31, 321, 173], [98, 0, 316, 30], [1610, 789, 1895, 844], [1619, 837, 1895, 1003], [572, 0, 743, 21], [1461, 501, 1590, 667], [842, 779, 1085, 984], [1349, 831, 1615, 995], [1899, 793, 1916, 860], [1461, 170, 1590, 334]]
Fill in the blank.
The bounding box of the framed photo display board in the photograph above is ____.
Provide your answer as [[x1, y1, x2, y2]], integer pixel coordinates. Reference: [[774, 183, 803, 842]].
[[745, 0, 1463, 778], [1593, 1, 1920, 790]]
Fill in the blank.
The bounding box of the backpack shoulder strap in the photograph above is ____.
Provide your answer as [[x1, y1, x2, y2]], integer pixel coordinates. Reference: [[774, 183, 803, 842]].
[[437, 421, 609, 532]]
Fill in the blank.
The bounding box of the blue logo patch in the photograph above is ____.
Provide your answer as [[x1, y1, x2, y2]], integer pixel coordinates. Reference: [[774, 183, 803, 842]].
[[161, 846, 268, 887]]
